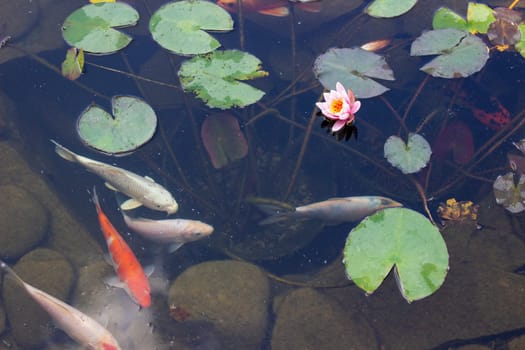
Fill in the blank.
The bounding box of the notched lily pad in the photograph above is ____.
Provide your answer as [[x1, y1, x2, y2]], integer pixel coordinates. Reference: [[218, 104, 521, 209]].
[[314, 47, 395, 99], [493, 172, 525, 213], [201, 113, 248, 169], [149, 0, 233, 56], [62, 2, 139, 54], [343, 207, 449, 302], [365, 0, 417, 18], [411, 28, 489, 78], [178, 49, 268, 109], [433, 3, 495, 34], [384, 133, 431, 174], [77, 95, 157, 155]]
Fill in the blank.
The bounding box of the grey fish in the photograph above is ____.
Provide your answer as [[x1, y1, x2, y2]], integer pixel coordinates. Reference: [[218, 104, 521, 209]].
[[0, 260, 122, 350], [249, 196, 403, 225], [122, 211, 214, 253], [51, 140, 178, 214]]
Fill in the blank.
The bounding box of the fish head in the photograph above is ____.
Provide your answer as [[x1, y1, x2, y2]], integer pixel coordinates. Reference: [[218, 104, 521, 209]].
[[197, 223, 214, 238], [217, 0, 238, 12], [164, 201, 179, 215], [377, 197, 403, 210]]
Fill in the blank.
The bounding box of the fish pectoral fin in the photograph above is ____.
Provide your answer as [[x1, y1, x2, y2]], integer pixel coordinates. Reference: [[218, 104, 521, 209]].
[[143, 265, 155, 277], [120, 198, 143, 211], [258, 6, 289, 16], [103, 254, 115, 267], [104, 182, 118, 191], [104, 276, 125, 289], [168, 242, 184, 253]]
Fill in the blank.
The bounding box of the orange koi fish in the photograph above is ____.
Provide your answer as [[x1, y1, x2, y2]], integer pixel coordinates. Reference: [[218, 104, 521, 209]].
[[217, 0, 321, 17], [0, 260, 121, 350], [91, 187, 151, 308]]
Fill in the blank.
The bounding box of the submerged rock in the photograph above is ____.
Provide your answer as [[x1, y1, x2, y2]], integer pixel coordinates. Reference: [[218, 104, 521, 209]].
[[168, 260, 270, 350], [2, 248, 74, 349], [271, 287, 377, 349], [0, 184, 48, 259]]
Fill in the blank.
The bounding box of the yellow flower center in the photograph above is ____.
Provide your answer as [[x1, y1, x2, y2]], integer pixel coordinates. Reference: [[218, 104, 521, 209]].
[[329, 98, 343, 114]]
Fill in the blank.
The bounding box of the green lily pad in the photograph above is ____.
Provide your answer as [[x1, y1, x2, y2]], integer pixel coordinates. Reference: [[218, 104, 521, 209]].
[[433, 3, 495, 34], [384, 133, 431, 174], [201, 113, 248, 169], [365, 0, 417, 18], [149, 0, 233, 56], [62, 3, 139, 54], [77, 95, 157, 155], [178, 49, 268, 109], [313, 47, 395, 99], [410, 28, 489, 78], [343, 207, 449, 302], [61, 48, 84, 81], [493, 172, 525, 213]]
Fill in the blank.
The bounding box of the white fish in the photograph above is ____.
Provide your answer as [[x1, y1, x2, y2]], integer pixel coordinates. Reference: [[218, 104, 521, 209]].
[[249, 196, 403, 225], [122, 211, 214, 253], [51, 140, 178, 214], [0, 260, 122, 350]]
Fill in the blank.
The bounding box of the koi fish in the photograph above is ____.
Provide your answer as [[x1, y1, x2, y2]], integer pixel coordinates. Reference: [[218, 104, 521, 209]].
[[51, 140, 178, 214], [0, 260, 122, 350], [217, 0, 321, 17], [91, 187, 152, 308], [121, 211, 214, 253], [248, 196, 403, 225]]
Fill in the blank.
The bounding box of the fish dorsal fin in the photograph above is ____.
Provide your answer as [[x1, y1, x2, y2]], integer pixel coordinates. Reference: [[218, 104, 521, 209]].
[[144, 176, 155, 183], [120, 198, 143, 211], [258, 6, 289, 16], [104, 182, 118, 191]]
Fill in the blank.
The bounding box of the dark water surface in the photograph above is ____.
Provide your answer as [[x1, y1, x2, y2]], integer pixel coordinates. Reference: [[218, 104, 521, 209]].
[[1, 0, 525, 349]]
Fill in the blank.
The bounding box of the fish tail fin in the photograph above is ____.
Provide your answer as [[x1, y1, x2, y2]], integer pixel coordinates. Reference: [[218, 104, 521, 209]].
[[246, 197, 297, 225], [50, 140, 78, 163]]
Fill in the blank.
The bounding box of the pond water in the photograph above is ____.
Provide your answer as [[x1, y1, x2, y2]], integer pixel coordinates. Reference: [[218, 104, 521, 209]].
[[1, 0, 525, 349]]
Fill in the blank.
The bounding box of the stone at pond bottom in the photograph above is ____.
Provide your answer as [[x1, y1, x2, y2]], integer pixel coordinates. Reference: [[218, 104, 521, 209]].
[[2, 248, 74, 349], [0, 185, 48, 259], [271, 288, 377, 350], [168, 260, 270, 350]]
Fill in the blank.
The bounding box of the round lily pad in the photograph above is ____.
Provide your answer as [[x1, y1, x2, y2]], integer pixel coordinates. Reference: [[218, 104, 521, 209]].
[[384, 133, 431, 174], [493, 172, 525, 213], [62, 3, 139, 54], [365, 0, 417, 18], [410, 28, 489, 78], [314, 47, 395, 99], [149, 0, 233, 56], [77, 95, 157, 155], [343, 207, 449, 302], [178, 49, 268, 109]]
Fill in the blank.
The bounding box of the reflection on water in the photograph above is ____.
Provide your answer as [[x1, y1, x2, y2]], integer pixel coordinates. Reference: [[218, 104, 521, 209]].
[[1, 0, 525, 349]]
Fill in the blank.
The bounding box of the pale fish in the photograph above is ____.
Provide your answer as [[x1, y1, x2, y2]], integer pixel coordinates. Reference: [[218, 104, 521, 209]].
[[217, 0, 321, 17], [122, 211, 214, 253], [51, 140, 178, 214], [0, 260, 122, 350], [249, 196, 403, 225]]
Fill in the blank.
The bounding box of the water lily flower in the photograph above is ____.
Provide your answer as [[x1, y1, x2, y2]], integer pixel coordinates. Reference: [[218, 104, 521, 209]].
[[316, 82, 361, 132]]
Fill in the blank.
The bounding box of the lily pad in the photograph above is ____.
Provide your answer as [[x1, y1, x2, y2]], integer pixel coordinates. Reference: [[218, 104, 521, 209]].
[[201, 113, 248, 169], [343, 207, 449, 302], [314, 47, 395, 99], [410, 28, 489, 78], [365, 0, 417, 18], [178, 49, 268, 109], [515, 24, 525, 57], [149, 0, 233, 56], [77, 95, 157, 155], [61, 48, 84, 81], [487, 7, 522, 47], [433, 3, 495, 34], [493, 172, 525, 213], [62, 3, 139, 54], [384, 133, 431, 174]]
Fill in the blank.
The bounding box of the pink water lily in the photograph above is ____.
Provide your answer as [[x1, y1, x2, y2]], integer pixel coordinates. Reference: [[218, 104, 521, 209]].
[[316, 82, 361, 132]]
